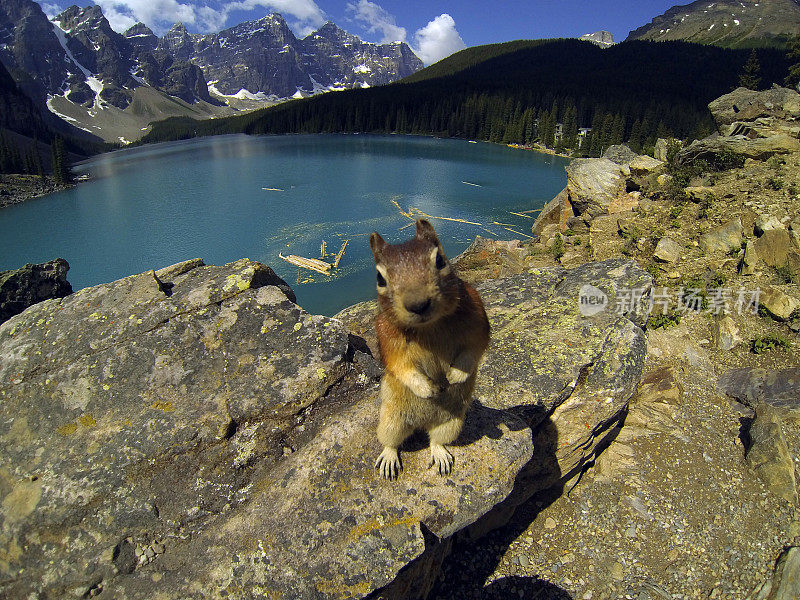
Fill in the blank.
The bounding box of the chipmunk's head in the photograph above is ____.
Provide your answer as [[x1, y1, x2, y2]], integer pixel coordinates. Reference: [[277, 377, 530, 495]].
[[369, 219, 459, 328]]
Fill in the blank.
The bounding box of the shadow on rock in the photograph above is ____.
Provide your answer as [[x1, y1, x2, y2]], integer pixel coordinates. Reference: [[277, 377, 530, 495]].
[[399, 400, 530, 457], [482, 576, 574, 599], [428, 417, 566, 599]]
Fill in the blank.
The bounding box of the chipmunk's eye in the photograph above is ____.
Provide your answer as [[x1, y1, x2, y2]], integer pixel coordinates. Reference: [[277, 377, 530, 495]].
[[435, 252, 446, 270], [376, 270, 387, 287]]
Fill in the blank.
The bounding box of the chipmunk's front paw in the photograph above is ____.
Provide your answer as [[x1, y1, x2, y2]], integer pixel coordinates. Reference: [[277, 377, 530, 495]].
[[428, 444, 454, 475], [446, 366, 470, 384], [376, 447, 402, 480], [407, 374, 437, 398]]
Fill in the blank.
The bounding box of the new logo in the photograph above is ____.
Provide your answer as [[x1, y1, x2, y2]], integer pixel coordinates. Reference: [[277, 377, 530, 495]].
[[578, 284, 608, 316]]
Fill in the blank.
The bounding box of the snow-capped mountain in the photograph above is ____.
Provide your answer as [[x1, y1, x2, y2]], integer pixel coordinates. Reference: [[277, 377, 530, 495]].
[[0, 0, 423, 142]]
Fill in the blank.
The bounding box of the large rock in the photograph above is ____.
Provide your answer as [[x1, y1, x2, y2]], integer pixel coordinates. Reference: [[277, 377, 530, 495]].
[[699, 218, 743, 254], [741, 239, 759, 275], [0, 257, 652, 600], [746, 404, 797, 504], [708, 86, 800, 135], [602, 144, 638, 165], [718, 368, 800, 422], [758, 547, 800, 600], [531, 187, 573, 236], [0, 258, 72, 324], [713, 315, 743, 351], [678, 134, 800, 165], [654, 236, 683, 263], [628, 154, 664, 176], [449, 237, 533, 284], [565, 158, 629, 218], [760, 287, 800, 321], [753, 229, 800, 280], [339, 259, 652, 537]]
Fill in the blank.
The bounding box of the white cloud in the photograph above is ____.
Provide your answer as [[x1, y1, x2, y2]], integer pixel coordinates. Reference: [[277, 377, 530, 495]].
[[413, 14, 466, 65], [82, 0, 325, 35], [346, 0, 406, 44], [40, 2, 64, 19]]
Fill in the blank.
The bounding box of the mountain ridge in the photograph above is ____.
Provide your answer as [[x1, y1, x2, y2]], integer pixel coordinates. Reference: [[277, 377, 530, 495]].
[[626, 0, 800, 48], [0, 0, 423, 143]]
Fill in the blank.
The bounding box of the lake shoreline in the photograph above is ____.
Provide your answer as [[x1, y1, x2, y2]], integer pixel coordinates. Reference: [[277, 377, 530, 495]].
[[0, 174, 77, 210], [2, 133, 570, 210]]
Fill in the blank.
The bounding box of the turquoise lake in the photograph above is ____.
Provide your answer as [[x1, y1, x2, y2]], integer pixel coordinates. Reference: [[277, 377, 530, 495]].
[[0, 134, 568, 315]]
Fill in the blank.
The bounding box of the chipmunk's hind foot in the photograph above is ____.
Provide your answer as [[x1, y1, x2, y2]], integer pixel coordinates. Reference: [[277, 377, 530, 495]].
[[428, 444, 454, 475], [376, 447, 402, 480]]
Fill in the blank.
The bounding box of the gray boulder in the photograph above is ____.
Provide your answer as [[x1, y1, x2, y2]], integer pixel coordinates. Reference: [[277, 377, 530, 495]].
[[678, 134, 800, 165], [565, 158, 629, 218], [531, 187, 573, 236], [602, 144, 638, 165], [754, 229, 800, 280], [699, 218, 743, 254], [0, 257, 651, 599], [746, 404, 797, 504], [654, 236, 683, 263], [708, 86, 800, 134], [340, 259, 651, 538], [759, 287, 800, 321], [628, 155, 664, 175], [760, 546, 800, 600], [0, 258, 72, 323], [719, 368, 800, 422]]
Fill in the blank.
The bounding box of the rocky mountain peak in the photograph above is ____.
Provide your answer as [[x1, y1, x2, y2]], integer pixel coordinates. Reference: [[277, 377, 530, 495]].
[[124, 22, 156, 38], [0, 3, 423, 142], [580, 31, 615, 47], [626, 0, 800, 48], [123, 22, 157, 53], [311, 21, 359, 44]]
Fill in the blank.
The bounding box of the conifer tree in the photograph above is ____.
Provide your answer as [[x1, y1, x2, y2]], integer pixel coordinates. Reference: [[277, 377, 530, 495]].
[[738, 49, 762, 90], [51, 136, 71, 185], [786, 36, 800, 88]]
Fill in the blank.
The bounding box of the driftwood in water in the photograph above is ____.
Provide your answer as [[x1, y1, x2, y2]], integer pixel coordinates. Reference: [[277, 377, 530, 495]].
[[333, 240, 348, 268], [279, 254, 332, 275]]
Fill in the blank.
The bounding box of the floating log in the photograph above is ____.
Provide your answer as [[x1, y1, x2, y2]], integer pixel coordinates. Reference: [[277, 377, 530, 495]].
[[279, 253, 332, 275], [320, 240, 328, 259], [262, 187, 285, 191], [461, 181, 482, 187], [411, 207, 482, 226], [333, 240, 348, 268], [392, 199, 414, 219], [509, 211, 534, 219], [503, 227, 535, 239]]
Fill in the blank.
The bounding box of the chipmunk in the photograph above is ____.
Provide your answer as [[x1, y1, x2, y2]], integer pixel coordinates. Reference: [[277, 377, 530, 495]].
[[369, 219, 490, 479]]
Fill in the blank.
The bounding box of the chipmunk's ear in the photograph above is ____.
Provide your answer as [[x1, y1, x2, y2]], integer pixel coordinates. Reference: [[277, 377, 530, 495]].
[[369, 232, 387, 258], [415, 219, 439, 244]]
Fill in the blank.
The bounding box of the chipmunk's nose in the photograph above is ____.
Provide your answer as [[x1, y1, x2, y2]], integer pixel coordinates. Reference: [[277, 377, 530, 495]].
[[404, 298, 431, 315]]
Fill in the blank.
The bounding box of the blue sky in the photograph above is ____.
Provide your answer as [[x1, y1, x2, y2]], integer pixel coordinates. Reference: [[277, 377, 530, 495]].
[[39, 1, 683, 64]]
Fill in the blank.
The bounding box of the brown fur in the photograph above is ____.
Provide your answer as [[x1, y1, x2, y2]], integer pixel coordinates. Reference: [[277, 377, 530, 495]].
[[369, 219, 490, 479]]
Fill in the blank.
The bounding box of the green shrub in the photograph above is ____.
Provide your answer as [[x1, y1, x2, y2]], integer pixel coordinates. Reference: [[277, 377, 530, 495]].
[[709, 270, 727, 287], [766, 177, 784, 190], [709, 149, 745, 171], [776, 265, 797, 284], [766, 155, 786, 171], [552, 234, 564, 260], [648, 311, 682, 330], [751, 334, 790, 354]]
